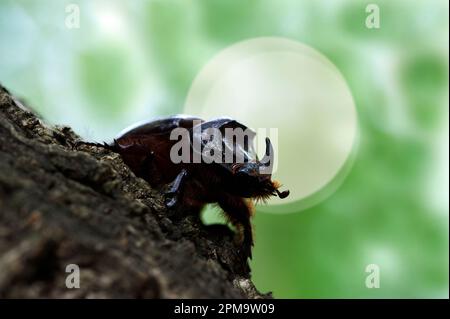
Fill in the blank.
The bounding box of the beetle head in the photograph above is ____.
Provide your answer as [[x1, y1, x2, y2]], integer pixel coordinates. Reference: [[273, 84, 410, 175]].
[[231, 137, 290, 200]]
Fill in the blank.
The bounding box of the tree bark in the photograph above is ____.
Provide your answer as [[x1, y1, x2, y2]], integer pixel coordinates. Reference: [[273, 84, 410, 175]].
[[0, 84, 268, 298]]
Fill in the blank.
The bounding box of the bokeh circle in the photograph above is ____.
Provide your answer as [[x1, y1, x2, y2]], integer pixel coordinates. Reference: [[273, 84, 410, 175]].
[[184, 37, 357, 212]]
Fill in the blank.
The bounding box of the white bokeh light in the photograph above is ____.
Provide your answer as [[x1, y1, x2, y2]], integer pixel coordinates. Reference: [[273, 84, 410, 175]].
[[184, 37, 357, 210], [96, 5, 125, 36]]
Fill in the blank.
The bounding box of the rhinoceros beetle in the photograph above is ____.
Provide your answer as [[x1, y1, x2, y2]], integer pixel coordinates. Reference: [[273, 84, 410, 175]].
[[80, 115, 289, 259]]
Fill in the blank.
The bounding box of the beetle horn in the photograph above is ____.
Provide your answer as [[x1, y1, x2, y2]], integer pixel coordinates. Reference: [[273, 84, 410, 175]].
[[259, 137, 274, 173]]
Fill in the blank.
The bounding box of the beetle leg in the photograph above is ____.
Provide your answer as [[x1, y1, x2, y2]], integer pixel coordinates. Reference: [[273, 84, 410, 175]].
[[217, 194, 254, 260], [165, 169, 188, 208], [73, 140, 115, 152]]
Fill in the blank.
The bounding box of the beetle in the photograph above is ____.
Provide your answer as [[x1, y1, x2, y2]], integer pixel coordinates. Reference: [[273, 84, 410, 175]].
[[81, 115, 289, 259]]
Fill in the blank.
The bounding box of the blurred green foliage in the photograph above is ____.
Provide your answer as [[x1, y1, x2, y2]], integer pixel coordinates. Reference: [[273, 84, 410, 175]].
[[0, 0, 448, 298]]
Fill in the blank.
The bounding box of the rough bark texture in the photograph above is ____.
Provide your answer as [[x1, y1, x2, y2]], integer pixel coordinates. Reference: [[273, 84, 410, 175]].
[[0, 85, 268, 298]]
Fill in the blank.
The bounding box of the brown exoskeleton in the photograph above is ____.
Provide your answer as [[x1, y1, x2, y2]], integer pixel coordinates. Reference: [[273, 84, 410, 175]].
[[85, 115, 289, 259]]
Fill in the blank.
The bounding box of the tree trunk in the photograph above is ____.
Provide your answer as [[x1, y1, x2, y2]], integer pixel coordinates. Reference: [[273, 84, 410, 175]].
[[0, 84, 268, 298]]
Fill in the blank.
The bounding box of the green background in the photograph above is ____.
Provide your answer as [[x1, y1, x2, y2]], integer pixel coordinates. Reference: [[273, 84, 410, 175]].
[[0, 0, 448, 298]]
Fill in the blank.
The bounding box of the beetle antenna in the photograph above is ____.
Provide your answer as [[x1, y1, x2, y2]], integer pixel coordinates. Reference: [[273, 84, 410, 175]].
[[276, 189, 290, 199]]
